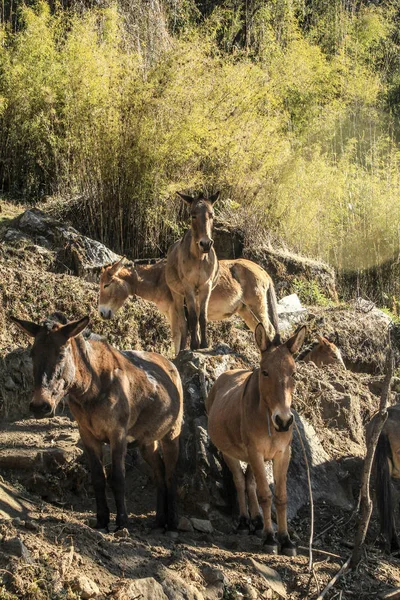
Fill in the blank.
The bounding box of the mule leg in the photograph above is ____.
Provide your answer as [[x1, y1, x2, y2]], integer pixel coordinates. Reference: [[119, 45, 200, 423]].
[[273, 447, 296, 556], [238, 304, 274, 339], [170, 293, 187, 354], [246, 465, 263, 534], [140, 441, 167, 528], [223, 454, 250, 534], [198, 283, 212, 349], [185, 289, 200, 350], [109, 433, 128, 530], [248, 450, 277, 553], [160, 436, 179, 531], [80, 428, 109, 530]]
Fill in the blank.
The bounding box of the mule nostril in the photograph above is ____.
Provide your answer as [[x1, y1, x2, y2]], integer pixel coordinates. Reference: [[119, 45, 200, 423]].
[[30, 401, 51, 418], [274, 414, 293, 432]]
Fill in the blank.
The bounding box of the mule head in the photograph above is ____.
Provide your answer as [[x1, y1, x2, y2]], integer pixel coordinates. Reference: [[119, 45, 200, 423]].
[[177, 191, 219, 254], [314, 334, 345, 368], [11, 314, 89, 419], [99, 257, 130, 319], [255, 323, 306, 433]]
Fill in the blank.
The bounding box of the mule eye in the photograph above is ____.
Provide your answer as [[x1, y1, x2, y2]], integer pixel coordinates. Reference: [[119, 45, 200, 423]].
[[104, 283, 111, 289], [209, 213, 214, 218], [192, 215, 196, 219], [262, 370, 269, 377]]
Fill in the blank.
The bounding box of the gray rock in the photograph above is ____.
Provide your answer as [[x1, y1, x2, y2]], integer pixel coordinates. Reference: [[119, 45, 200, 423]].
[[177, 517, 194, 532], [277, 294, 307, 334], [161, 569, 204, 600], [6, 208, 120, 281], [3, 537, 32, 563], [204, 583, 224, 600], [70, 575, 100, 599], [191, 518, 213, 533], [112, 578, 168, 600], [201, 566, 226, 586]]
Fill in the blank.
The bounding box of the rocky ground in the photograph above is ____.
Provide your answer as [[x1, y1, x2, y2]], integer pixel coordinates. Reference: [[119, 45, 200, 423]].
[[0, 202, 400, 599]]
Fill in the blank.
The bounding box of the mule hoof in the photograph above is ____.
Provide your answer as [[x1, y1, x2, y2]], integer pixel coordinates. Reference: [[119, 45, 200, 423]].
[[263, 543, 278, 555], [281, 545, 297, 557], [236, 516, 250, 536], [263, 533, 278, 554], [251, 515, 264, 536]]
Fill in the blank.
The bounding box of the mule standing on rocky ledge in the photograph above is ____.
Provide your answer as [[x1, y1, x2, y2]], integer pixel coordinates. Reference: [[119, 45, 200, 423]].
[[206, 324, 306, 556], [166, 192, 220, 351], [98, 256, 279, 356], [11, 313, 183, 533]]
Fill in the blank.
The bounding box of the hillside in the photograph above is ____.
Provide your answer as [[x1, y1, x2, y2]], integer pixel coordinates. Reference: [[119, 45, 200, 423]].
[[0, 203, 399, 599]]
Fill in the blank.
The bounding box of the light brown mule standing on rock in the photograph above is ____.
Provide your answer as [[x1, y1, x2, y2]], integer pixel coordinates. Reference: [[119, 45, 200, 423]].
[[11, 313, 183, 533], [302, 335, 345, 368], [99, 257, 279, 356], [206, 324, 306, 555], [166, 192, 220, 351]]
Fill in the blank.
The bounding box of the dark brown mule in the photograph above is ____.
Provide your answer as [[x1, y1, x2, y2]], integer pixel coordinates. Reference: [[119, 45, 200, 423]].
[[11, 313, 183, 532], [302, 335, 345, 368], [206, 324, 306, 555], [166, 192, 220, 351], [99, 257, 279, 355], [368, 403, 400, 553]]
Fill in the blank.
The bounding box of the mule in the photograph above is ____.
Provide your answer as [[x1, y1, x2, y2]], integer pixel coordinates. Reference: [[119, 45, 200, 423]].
[[11, 312, 183, 532], [302, 335, 345, 368], [206, 323, 306, 555], [368, 403, 400, 553], [165, 192, 220, 351], [99, 257, 279, 355]]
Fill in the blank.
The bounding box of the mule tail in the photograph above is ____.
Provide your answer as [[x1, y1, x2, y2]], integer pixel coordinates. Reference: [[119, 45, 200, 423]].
[[375, 430, 395, 548], [266, 281, 280, 336]]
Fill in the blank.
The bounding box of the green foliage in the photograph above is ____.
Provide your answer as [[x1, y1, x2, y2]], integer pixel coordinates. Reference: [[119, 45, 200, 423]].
[[1, 0, 400, 271], [292, 277, 334, 306]]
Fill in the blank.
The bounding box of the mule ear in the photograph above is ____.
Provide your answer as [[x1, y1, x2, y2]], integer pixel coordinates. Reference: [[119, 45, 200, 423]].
[[109, 256, 125, 276], [255, 323, 272, 353], [287, 325, 306, 355], [176, 192, 194, 205], [316, 334, 326, 344], [11, 316, 42, 338], [209, 191, 220, 204], [59, 316, 90, 340]]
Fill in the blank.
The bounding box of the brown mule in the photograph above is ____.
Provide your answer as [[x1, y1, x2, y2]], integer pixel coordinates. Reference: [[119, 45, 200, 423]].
[[99, 257, 279, 356], [302, 335, 345, 368], [165, 192, 220, 351], [206, 324, 306, 555], [367, 403, 400, 553], [11, 313, 183, 532]]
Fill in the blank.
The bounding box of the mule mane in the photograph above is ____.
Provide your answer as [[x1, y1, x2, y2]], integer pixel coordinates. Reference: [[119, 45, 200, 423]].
[[41, 312, 68, 330]]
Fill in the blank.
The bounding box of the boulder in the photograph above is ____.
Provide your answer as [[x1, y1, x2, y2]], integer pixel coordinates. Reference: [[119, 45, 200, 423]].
[[112, 578, 168, 600], [4, 209, 120, 281], [305, 300, 397, 374], [70, 575, 100, 599], [245, 246, 338, 301], [277, 294, 307, 334]]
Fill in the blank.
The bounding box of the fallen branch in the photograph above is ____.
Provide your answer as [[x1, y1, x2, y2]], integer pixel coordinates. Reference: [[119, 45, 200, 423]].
[[315, 556, 351, 600]]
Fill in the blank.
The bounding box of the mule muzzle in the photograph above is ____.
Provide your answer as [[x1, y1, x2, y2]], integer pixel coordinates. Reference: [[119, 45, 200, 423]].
[[29, 400, 53, 419], [198, 239, 214, 253], [273, 413, 294, 432], [99, 306, 113, 320]]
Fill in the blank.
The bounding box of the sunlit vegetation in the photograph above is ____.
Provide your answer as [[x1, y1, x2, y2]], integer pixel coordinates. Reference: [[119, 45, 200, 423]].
[[1, 0, 400, 287]]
